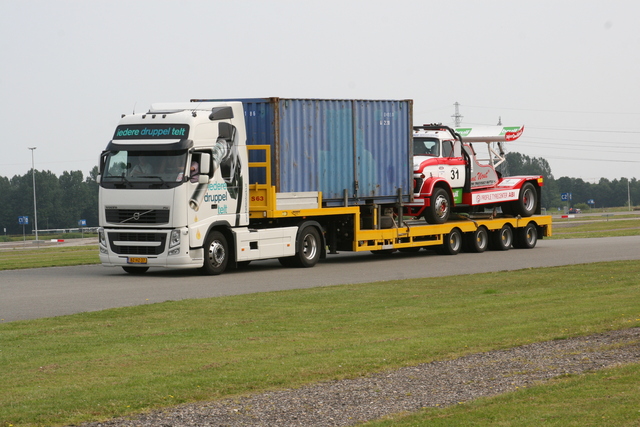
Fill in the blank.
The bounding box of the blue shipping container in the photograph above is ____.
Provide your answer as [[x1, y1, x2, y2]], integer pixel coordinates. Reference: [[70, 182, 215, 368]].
[[191, 98, 413, 206]]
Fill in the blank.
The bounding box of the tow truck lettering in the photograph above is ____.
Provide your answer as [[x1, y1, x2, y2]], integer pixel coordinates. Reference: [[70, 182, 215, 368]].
[[475, 190, 517, 203], [498, 179, 521, 187], [473, 171, 489, 181]]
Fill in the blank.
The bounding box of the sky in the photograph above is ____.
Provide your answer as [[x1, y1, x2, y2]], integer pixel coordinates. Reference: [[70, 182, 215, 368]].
[[2, 1, 639, 183]]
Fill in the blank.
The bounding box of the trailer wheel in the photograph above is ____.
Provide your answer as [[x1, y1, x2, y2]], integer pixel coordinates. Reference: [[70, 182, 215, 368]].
[[465, 226, 489, 253], [438, 228, 462, 255], [490, 224, 513, 251], [514, 222, 538, 249], [122, 266, 149, 274], [514, 182, 537, 217], [425, 187, 451, 224], [292, 225, 321, 268], [201, 230, 229, 275]]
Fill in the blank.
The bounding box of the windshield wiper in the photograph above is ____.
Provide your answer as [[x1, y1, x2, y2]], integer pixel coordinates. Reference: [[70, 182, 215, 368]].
[[139, 175, 169, 188], [114, 173, 133, 187]]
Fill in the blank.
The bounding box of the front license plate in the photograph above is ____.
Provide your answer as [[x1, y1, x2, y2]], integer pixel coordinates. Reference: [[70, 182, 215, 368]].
[[127, 257, 148, 264]]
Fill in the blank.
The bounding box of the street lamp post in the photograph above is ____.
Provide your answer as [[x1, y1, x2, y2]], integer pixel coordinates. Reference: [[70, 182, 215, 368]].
[[28, 147, 38, 242]]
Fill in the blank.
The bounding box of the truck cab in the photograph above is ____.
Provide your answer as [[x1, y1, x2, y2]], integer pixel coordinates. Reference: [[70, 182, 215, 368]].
[[98, 103, 257, 274]]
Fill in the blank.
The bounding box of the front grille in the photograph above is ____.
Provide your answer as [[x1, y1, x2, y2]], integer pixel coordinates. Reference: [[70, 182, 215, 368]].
[[105, 208, 170, 225], [413, 177, 424, 193], [108, 232, 167, 255]]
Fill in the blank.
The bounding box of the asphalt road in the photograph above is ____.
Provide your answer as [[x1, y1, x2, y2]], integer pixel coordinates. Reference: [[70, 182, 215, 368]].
[[2, 235, 640, 322]]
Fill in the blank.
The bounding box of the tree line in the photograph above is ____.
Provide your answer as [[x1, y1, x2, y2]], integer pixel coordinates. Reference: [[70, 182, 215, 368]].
[[501, 152, 639, 212], [0, 167, 99, 235], [1, 155, 638, 235]]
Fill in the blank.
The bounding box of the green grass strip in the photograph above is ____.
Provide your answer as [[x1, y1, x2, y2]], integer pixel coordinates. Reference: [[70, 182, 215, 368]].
[[1, 260, 640, 426], [0, 245, 99, 270], [368, 363, 640, 426]]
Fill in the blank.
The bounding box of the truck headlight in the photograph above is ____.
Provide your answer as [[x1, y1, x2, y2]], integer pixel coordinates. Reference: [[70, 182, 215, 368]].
[[98, 229, 108, 254], [168, 229, 181, 255]]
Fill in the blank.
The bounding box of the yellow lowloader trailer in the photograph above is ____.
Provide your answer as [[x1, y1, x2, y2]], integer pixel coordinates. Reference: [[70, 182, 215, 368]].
[[248, 145, 552, 267]]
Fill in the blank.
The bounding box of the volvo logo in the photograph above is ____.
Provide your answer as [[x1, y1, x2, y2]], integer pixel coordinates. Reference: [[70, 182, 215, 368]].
[[121, 209, 153, 223]]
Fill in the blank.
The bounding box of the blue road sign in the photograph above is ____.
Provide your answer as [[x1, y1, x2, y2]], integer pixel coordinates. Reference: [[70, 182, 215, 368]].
[[18, 216, 29, 225]]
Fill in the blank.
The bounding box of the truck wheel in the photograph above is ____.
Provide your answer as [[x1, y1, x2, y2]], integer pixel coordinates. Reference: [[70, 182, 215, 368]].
[[292, 226, 321, 268], [465, 226, 489, 253], [437, 228, 462, 255], [514, 182, 537, 217], [514, 222, 538, 249], [122, 266, 149, 274], [490, 224, 513, 251], [425, 187, 451, 224], [201, 231, 229, 275]]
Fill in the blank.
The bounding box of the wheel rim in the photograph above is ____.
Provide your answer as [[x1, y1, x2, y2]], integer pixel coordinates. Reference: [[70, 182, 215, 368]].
[[302, 233, 318, 260], [500, 228, 512, 246], [525, 225, 536, 245], [434, 194, 449, 219], [207, 240, 225, 268], [477, 228, 488, 250], [522, 187, 535, 211], [450, 230, 462, 251]]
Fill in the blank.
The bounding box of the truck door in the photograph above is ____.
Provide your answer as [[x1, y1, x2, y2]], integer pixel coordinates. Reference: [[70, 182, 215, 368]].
[[438, 139, 465, 189]]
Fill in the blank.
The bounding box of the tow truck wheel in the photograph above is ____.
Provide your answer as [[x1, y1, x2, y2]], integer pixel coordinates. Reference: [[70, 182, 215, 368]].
[[425, 187, 451, 224], [201, 231, 229, 275], [292, 225, 321, 268], [437, 227, 462, 255], [514, 182, 537, 217], [490, 224, 513, 251], [514, 222, 538, 249], [465, 226, 489, 253]]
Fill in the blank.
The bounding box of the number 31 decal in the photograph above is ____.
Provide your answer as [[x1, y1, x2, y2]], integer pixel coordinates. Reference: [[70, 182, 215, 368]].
[[450, 169, 459, 180]]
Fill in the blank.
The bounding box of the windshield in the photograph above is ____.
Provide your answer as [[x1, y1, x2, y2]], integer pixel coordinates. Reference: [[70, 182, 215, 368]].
[[413, 138, 439, 156], [102, 150, 188, 184]]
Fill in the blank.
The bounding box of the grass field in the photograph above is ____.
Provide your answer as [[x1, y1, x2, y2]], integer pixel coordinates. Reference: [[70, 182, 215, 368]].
[[2, 260, 640, 426], [0, 245, 98, 270], [1, 218, 640, 426]]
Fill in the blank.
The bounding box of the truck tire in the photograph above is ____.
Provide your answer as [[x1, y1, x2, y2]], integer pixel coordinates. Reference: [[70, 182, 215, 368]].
[[425, 187, 451, 224], [122, 266, 149, 274], [437, 227, 462, 255], [490, 224, 513, 251], [514, 182, 537, 217], [465, 226, 489, 253], [291, 225, 321, 268], [201, 230, 229, 275], [514, 222, 538, 249]]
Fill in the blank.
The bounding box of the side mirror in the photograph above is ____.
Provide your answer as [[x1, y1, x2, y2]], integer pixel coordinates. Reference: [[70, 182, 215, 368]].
[[218, 122, 236, 143], [199, 153, 211, 175], [209, 106, 234, 121]]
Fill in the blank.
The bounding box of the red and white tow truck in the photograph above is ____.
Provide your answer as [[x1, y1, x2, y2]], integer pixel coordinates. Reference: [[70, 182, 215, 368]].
[[406, 124, 543, 224]]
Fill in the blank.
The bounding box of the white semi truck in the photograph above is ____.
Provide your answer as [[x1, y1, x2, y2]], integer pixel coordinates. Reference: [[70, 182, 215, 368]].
[[97, 99, 552, 275]]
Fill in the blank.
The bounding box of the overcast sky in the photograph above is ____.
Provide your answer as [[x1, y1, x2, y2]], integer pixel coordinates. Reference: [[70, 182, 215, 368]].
[[2, 1, 639, 183]]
